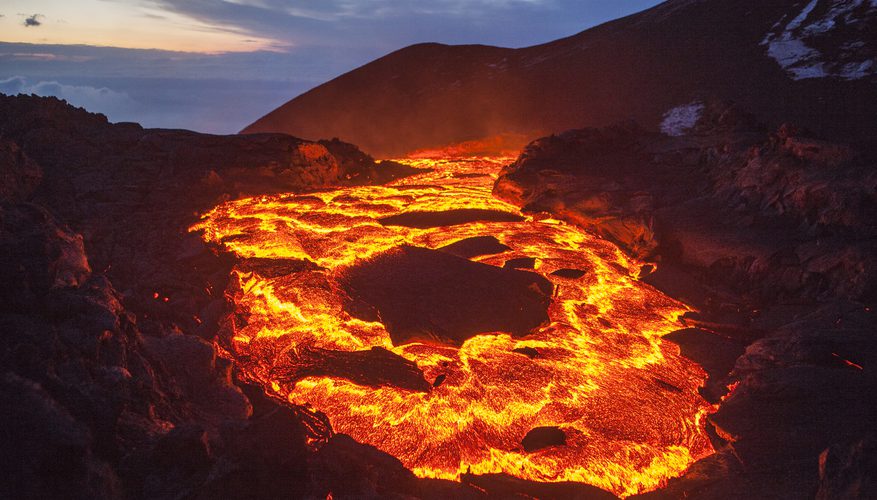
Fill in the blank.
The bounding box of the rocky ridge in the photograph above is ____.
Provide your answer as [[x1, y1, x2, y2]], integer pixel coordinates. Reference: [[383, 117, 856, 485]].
[[244, 0, 877, 157], [0, 95, 426, 498], [493, 102, 877, 498]]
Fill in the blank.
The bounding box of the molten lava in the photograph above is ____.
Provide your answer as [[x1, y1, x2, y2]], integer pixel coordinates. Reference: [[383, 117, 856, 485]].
[[193, 157, 713, 497]]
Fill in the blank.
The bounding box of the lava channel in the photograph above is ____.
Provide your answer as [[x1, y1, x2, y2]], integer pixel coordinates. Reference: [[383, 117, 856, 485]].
[[192, 156, 714, 497]]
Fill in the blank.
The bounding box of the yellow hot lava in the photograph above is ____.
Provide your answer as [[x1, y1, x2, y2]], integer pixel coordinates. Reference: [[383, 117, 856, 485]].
[[193, 157, 713, 497]]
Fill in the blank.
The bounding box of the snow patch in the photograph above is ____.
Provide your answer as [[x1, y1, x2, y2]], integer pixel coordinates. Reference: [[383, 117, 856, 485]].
[[842, 59, 874, 79], [660, 102, 704, 137], [765, 38, 826, 79], [761, 0, 877, 80], [788, 0, 819, 31]]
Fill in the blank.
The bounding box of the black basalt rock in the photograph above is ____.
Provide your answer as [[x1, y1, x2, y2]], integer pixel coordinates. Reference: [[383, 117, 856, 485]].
[[521, 426, 566, 453], [339, 245, 553, 347]]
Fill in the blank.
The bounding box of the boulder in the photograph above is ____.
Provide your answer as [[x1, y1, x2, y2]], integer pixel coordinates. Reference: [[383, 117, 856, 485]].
[[379, 208, 523, 229], [271, 346, 432, 393], [521, 426, 566, 452], [340, 245, 553, 346], [437, 235, 511, 259]]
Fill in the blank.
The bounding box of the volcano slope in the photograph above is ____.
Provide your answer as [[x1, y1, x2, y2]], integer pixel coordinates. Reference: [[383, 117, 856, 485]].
[[243, 0, 877, 156]]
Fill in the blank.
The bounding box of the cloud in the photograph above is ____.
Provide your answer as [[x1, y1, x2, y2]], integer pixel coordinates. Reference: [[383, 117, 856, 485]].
[[0, 76, 27, 94], [0, 75, 138, 117], [0, 70, 311, 134], [136, 0, 661, 51], [23, 14, 43, 27], [0, 41, 353, 83]]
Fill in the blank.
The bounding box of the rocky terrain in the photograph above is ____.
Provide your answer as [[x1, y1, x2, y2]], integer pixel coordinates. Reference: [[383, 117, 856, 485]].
[[243, 0, 877, 157], [494, 102, 877, 498], [4, 7, 877, 491], [0, 94, 626, 499], [0, 94, 409, 498]]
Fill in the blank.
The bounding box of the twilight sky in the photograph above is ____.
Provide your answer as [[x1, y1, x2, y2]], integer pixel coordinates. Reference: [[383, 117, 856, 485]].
[[0, 0, 662, 133]]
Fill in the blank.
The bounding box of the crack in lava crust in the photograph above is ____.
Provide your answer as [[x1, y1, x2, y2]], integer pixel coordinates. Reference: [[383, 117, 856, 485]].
[[192, 157, 714, 497]]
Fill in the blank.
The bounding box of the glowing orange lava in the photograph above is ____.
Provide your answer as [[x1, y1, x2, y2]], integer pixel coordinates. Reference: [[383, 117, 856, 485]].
[[192, 157, 713, 497]]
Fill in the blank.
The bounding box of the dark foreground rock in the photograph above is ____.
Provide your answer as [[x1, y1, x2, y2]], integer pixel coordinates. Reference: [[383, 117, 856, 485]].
[[2, 95, 502, 499], [340, 245, 553, 346], [379, 208, 524, 228], [462, 473, 617, 500], [817, 434, 877, 500], [499, 103, 877, 498], [494, 103, 877, 305], [662, 328, 745, 403], [639, 303, 877, 499], [0, 94, 397, 344], [0, 203, 249, 498], [0, 94, 615, 499]]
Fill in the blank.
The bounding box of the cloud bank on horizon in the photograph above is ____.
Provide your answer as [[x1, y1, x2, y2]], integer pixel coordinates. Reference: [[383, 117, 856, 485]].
[[0, 0, 662, 133], [1, 75, 136, 115]]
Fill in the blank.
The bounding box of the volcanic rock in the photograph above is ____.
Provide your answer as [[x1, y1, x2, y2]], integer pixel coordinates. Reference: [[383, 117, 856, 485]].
[[153, 424, 212, 473], [0, 138, 42, 202], [0, 95, 434, 499], [144, 333, 252, 426], [134, 424, 213, 499], [0, 94, 405, 343], [550, 268, 588, 279], [663, 328, 746, 403], [234, 257, 323, 278], [163, 407, 313, 500], [494, 121, 664, 259], [504, 257, 536, 269], [817, 434, 877, 500], [378, 208, 524, 229], [0, 372, 119, 499], [311, 434, 480, 499], [512, 347, 540, 358], [272, 346, 432, 393], [310, 434, 422, 498], [521, 426, 567, 452], [659, 301, 877, 498], [485, 101, 877, 497], [0, 203, 91, 297], [462, 473, 616, 500], [319, 138, 426, 185], [340, 245, 553, 346], [437, 235, 511, 259], [494, 103, 877, 305], [0, 205, 173, 498]]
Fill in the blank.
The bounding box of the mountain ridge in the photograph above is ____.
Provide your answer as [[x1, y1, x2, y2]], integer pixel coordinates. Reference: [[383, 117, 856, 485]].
[[243, 0, 877, 157]]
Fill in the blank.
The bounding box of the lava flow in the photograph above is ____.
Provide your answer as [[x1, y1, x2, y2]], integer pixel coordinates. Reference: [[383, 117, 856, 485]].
[[192, 157, 714, 497]]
